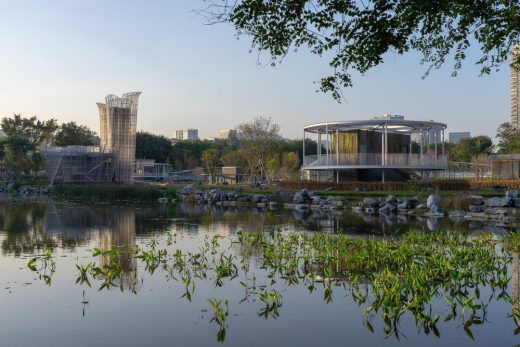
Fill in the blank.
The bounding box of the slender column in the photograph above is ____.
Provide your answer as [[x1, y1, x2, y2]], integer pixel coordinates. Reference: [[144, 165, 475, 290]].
[[381, 128, 385, 166], [325, 124, 329, 166], [336, 129, 339, 166], [434, 131, 438, 165], [384, 123, 388, 165], [442, 129, 445, 156], [420, 130, 423, 165], [317, 130, 321, 164], [409, 134, 412, 165]]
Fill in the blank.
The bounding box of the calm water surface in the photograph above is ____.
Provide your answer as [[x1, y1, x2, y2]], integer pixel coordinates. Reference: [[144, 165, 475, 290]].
[[0, 199, 518, 346]]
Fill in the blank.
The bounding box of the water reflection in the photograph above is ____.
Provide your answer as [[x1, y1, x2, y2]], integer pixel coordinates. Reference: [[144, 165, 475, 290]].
[[0, 200, 515, 258]]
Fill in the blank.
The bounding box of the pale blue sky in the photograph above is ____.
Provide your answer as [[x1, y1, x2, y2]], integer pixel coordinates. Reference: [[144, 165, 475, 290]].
[[0, 0, 510, 139]]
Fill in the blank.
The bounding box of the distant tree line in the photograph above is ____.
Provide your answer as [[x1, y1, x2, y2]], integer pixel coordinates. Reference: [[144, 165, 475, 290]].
[[135, 116, 318, 181], [0, 114, 97, 178]]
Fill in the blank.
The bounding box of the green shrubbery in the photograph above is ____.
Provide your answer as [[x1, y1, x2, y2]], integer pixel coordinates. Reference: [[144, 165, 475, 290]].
[[52, 184, 163, 202]]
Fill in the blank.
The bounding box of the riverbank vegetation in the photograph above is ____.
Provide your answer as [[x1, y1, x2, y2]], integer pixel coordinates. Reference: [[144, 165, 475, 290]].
[[52, 184, 164, 202]]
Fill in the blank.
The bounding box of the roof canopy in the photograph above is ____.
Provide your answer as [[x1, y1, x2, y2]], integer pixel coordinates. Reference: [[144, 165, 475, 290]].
[[304, 119, 447, 134]]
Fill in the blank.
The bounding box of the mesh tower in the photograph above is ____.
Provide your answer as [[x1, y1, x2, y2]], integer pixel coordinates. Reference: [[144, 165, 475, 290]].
[[97, 92, 141, 183], [512, 45, 520, 128]]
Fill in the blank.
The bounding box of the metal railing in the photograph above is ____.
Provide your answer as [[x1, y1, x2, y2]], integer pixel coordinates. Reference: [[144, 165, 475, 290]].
[[303, 153, 447, 169]]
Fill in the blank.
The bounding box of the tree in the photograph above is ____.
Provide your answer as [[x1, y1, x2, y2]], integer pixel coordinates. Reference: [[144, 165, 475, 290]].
[[237, 116, 280, 182], [136, 131, 174, 163], [1, 114, 58, 146], [202, 148, 220, 183], [2, 135, 35, 177], [54, 122, 97, 146], [451, 135, 493, 162], [202, 1, 520, 101], [496, 122, 520, 154]]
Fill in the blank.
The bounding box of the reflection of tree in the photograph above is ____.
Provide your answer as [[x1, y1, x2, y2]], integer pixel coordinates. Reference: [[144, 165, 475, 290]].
[[0, 200, 56, 256]]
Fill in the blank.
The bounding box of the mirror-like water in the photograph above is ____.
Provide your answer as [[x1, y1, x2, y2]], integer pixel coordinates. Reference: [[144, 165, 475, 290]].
[[0, 199, 518, 347]]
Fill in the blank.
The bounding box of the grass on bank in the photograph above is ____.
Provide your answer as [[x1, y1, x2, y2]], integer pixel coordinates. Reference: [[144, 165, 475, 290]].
[[52, 184, 164, 202]]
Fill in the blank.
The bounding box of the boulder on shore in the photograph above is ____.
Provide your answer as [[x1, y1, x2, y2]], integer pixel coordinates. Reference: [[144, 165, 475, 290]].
[[426, 195, 441, 209]]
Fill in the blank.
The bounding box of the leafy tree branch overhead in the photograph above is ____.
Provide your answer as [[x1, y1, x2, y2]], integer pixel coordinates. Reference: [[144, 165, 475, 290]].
[[201, 0, 520, 101]]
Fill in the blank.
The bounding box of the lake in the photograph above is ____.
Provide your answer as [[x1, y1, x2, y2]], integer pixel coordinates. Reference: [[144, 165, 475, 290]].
[[0, 198, 518, 346]]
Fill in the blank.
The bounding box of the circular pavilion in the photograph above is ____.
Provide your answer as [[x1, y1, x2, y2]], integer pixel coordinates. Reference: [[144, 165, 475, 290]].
[[302, 117, 447, 182]]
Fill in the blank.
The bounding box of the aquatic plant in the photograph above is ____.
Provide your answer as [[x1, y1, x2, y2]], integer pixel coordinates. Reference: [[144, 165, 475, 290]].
[[27, 247, 55, 286], [29, 229, 520, 342]]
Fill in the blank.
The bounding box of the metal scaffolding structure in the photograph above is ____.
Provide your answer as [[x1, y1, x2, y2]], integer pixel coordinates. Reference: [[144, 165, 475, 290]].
[[97, 92, 141, 183], [41, 145, 116, 183], [42, 92, 141, 184]]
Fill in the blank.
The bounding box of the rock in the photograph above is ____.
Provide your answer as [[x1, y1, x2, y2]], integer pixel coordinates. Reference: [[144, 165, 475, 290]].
[[295, 204, 309, 211], [310, 196, 324, 205], [268, 202, 278, 209], [308, 191, 318, 197], [352, 206, 363, 213], [485, 197, 512, 207], [363, 198, 379, 207], [469, 204, 486, 213], [6, 183, 15, 191], [449, 210, 466, 218], [427, 218, 441, 231], [506, 190, 518, 199], [468, 195, 484, 205], [364, 207, 375, 214], [301, 189, 309, 197], [385, 194, 397, 204], [259, 184, 269, 190], [158, 197, 168, 203], [429, 205, 444, 215], [252, 195, 266, 203], [485, 208, 507, 215], [426, 195, 441, 209], [513, 198, 520, 208], [232, 188, 243, 198], [292, 193, 305, 204], [179, 185, 192, 195], [398, 199, 411, 209], [379, 203, 397, 215], [416, 203, 428, 210]]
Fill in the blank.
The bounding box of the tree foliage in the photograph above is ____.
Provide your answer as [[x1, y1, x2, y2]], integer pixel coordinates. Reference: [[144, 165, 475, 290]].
[[136, 131, 174, 163], [237, 116, 280, 181], [1, 114, 58, 146], [54, 122, 97, 146], [450, 135, 493, 162], [202, 0, 520, 101], [496, 122, 520, 154]]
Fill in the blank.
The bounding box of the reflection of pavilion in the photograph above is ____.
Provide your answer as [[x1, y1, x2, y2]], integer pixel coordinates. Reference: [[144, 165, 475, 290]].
[[44, 203, 139, 292]]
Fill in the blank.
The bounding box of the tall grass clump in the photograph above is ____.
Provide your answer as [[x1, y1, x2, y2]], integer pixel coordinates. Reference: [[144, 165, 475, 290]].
[[52, 184, 163, 202]]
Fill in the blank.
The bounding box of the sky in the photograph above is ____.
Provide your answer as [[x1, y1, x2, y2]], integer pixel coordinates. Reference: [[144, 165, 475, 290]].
[[0, 0, 511, 140]]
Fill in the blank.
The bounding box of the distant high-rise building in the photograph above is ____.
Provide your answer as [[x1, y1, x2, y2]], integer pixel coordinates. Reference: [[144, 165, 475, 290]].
[[512, 44, 520, 128], [175, 129, 199, 141], [449, 132, 471, 144]]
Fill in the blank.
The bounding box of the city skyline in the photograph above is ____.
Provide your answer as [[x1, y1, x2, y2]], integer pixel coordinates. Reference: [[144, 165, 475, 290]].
[[0, 1, 511, 140]]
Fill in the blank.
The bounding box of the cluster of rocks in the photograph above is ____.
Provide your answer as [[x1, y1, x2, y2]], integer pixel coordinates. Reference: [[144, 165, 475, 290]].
[[354, 194, 444, 216], [291, 189, 343, 212], [19, 186, 52, 195]]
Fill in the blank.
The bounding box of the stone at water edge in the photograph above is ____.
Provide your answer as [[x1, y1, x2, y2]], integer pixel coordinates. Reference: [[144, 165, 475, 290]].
[[363, 198, 379, 207], [385, 194, 397, 204], [449, 210, 466, 218], [379, 203, 397, 215], [469, 205, 486, 213], [485, 197, 512, 207], [426, 195, 441, 209], [468, 195, 484, 205], [179, 185, 192, 195], [292, 193, 305, 204], [505, 190, 518, 199]]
